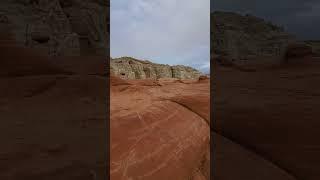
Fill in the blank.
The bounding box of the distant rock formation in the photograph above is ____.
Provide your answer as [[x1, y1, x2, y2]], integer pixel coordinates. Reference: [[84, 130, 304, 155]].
[[211, 11, 311, 64], [305, 40, 320, 57], [110, 57, 202, 80], [0, 0, 109, 57]]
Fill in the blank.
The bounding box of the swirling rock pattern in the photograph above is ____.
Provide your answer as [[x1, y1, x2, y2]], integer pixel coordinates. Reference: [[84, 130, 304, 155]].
[[111, 76, 210, 180]]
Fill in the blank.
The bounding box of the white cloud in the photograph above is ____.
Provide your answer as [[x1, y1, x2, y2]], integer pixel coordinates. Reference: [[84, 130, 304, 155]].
[[111, 0, 210, 72]]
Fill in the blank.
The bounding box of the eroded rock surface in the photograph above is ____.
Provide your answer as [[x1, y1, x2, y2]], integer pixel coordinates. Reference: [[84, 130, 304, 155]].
[[0, 0, 109, 56], [110, 57, 202, 80], [111, 76, 210, 180], [213, 55, 320, 180], [212, 12, 310, 63], [0, 25, 107, 180]]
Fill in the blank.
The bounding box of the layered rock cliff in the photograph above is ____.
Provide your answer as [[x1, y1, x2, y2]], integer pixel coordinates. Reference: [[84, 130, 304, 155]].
[[110, 57, 202, 80], [211, 11, 306, 63], [0, 0, 109, 56]]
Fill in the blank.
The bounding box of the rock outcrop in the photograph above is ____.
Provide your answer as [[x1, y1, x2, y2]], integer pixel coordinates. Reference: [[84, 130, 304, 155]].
[[110, 57, 202, 80], [0, 0, 109, 56], [211, 11, 309, 64]]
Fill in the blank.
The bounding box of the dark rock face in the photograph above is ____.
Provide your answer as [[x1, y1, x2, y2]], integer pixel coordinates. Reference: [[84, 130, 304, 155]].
[[285, 43, 313, 59], [0, 25, 108, 179], [0, 0, 109, 57], [211, 11, 299, 64], [213, 56, 320, 180], [110, 57, 202, 80]]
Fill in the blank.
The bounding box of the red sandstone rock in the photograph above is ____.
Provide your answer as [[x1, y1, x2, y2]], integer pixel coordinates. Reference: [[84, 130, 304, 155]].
[[111, 77, 210, 180]]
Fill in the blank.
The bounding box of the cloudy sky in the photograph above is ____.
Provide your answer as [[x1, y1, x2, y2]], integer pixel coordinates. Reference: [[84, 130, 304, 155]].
[[211, 0, 320, 40], [111, 0, 210, 73]]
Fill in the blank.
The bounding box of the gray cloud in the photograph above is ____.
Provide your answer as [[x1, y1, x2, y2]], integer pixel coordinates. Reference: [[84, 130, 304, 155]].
[[111, 0, 210, 73], [211, 0, 320, 40]]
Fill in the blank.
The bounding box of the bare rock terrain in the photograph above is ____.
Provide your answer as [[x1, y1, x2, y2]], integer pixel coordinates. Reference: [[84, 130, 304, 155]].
[[0, 21, 107, 180], [212, 11, 320, 180], [213, 54, 320, 180], [110, 76, 210, 180], [111, 57, 202, 80], [0, 0, 109, 56], [211, 11, 313, 66]]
